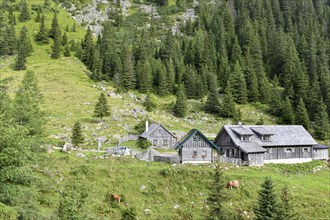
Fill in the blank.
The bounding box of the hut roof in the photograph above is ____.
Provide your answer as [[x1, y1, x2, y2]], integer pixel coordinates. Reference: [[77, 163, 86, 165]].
[[174, 129, 220, 151], [315, 144, 330, 149], [140, 123, 175, 139], [214, 125, 317, 153]]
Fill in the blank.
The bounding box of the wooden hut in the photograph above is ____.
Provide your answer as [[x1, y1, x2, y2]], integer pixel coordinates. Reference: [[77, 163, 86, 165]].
[[139, 122, 177, 148], [214, 125, 320, 166], [313, 144, 329, 160], [174, 129, 220, 164]]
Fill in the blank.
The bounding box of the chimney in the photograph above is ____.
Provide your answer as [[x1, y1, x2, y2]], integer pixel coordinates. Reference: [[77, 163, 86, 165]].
[[238, 121, 242, 126], [146, 119, 149, 132]]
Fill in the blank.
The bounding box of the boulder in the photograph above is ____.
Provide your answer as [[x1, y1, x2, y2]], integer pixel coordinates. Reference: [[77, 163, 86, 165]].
[[62, 142, 73, 152], [76, 153, 86, 158]]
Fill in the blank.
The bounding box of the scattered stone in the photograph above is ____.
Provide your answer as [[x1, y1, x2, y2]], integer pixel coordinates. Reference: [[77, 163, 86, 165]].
[[140, 185, 146, 191], [144, 209, 150, 215], [76, 153, 86, 158], [62, 142, 73, 152], [174, 204, 179, 209]]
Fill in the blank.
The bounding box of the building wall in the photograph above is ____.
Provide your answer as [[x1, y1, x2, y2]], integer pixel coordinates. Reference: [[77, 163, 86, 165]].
[[214, 130, 239, 158], [313, 149, 329, 160], [146, 126, 176, 148], [180, 133, 214, 163], [263, 146, 313, 160], [248, 153, 264, 166]]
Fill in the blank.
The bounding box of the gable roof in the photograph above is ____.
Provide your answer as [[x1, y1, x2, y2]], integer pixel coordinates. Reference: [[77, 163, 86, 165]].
[[174, 129, 220, 151], [139, 123, 175, 139], [214, 125, 317, 154], [315, 143, 330, 149]]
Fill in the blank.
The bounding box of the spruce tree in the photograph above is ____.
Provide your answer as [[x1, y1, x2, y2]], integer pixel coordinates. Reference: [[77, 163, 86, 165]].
[[205, 76, 220, 114], [64, 44, 70, 57], [281, 96, 295, 124], [254, 177, 278, 220], [295, 98, 310, 130], [7, 24, 16, 55], [144, 93, 156, 112], [8, 6, 16, 25], [62, 32, 68, 46], [19, 0, 30, 22], [276, 186, 298, 220], [137, 60, 152, 93], [13, 71, 44, 135], [49, 11, 59, 38], [220, 83, 237, 118], [174, 84, 187, 117], [35, 14, 49, 44], [51, 29, 61, 59], [207, 163, 227, 220], [94, 93, 110, 121], [15, 26, 31, 70], [71, 121, 84, 147], [35, 5, 42, 22], [314, 99, 329, 140]]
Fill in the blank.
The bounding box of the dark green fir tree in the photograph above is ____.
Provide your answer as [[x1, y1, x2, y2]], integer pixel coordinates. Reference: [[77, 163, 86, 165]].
[[51, 29, 62, 59], [281, 96, 295, 124], [144, 93, 156, 112], [15, 26, 31, 70], [19, 0, 30, 22], [94, 93, 110, 121], [276, 186, 298, 220], [49, 11, 59, 38], [295, 98, 310, 130], [205, 77, 220, 114], [314, 99, 330, 140], [174, 84, 187, 117], [35, 14, 49, 44], [254, 177, 278, 220], [220, 83, 237, 118], [71, 121, 84, 147]]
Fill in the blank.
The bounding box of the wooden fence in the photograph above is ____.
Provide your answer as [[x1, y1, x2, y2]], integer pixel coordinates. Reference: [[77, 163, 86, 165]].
[[118, 135, 139, 144], [217, 156, 243, 166]]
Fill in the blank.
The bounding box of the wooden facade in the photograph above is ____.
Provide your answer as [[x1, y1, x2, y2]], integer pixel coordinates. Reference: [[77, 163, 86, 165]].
[[214, 125, 322, 166], [175, 129, 220, 164], [140, 123, 177, 149]]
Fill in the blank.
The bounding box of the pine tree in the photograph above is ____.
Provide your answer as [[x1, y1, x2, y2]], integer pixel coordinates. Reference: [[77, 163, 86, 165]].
[[205, 75, 220, 114], [295, 98, 310, 130], [94, 93, 110, 121], [281, 96, 295, 124], [254, 177, 278, 220], [64, 44, 70, 57], [71, 23, 76, 32], [220, 83, 237, 118], [13, 71, 44, 135], [35, 14, 49, 44], [8, 6, 16, 25], [314, 99, 329, 140], [7, 24, 16, 55], [35, 5, 42, 22], [49, 12, 59, 38], [276, 186, 298, 220], [51, 28, 61, 59], [229, 61, 248, 104], [137, 60, 152, 93], [144, 93, 156, 112], [174, 84, 187, 117], [207, 163, 228, 220], [62, 32, 68, 46], [15, 26, 31, 70], [71, 121, 84, 147], [19, 0, 30, 22]]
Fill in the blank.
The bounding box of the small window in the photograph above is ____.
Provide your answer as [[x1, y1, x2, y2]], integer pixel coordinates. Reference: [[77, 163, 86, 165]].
[[241, 136, 250, 142], [192, 151, 198, 158], [284, 148, 294, 153], [267, 148, 273, 153], [202, 150, 207, 158], [153, 139, 158, 145], [262, 135, 271, 142], [225, 137, 230, 143], [193, 135, 201, 142], [163, 139, 168, 145], [303, 147, 309, 152]]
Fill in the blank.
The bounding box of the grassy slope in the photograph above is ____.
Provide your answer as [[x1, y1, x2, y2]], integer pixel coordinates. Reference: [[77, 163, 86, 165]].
[[1, 2, 329, 219], [36, 152, 330, 219]]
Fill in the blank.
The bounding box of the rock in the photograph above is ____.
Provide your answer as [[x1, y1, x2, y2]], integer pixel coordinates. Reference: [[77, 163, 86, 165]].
[[140, 185, 146, 191], [174, 204, 179, 209], [113, 134, 121, 139], [62, 142, 73, 152], [76, 153, 86, 158], [224, 167, 229, 171], [144, 209, 150, 215]]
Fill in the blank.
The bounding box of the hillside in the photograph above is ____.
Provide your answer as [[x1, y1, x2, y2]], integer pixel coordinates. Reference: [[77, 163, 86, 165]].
[[0, 0, 330, 219]]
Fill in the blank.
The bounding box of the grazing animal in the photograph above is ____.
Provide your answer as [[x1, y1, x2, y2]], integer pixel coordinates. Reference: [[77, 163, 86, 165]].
[[227, 180, 240, 189], [112, 194, 121, 203]]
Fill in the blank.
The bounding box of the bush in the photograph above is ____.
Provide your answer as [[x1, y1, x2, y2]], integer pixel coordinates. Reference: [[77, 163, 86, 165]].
[[136, 138, 152, 149], [0, 203, 18, 220]]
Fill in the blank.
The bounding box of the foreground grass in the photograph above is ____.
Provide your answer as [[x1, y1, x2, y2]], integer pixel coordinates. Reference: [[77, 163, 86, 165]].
[[33, 152, 330, 219]]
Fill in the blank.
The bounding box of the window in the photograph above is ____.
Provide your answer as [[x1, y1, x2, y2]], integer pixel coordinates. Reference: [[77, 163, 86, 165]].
[[262, 135, 271, 142], [163, 139, 168, 145], [202, 150, 207, 158], [192, 151, 198, 158], [153, 139, 158, 145], [225, 137, 230, 143], [193, 135, 201, 142], [303, 147, 309, 152], [284, 148, 294, 153], [241, 136, 250, 142]]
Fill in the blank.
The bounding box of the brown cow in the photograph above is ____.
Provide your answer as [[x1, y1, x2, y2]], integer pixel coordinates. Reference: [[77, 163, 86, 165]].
[[112, 194, 121, 203], [227, 180, 240, 189]]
